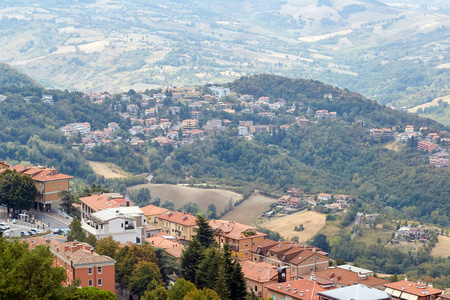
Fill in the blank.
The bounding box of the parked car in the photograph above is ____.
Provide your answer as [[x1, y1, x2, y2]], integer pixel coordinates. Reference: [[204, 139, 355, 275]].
[[52, 228, 62, 234], [29, 229, 41, 235], [0, 223, 10, 230], [27, 230, 35, 236], [20, 231, 30, 236]]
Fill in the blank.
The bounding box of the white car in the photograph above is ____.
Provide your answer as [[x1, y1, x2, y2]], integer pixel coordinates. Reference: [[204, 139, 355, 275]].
[[0, 223, 10, 230], [20, 231, 30, 236], [29, 229, 41, 235]]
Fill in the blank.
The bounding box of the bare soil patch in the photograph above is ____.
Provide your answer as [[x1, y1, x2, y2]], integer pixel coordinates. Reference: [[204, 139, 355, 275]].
[[127, 183, 241, 214], [222, 192, 277, 225], [88, 161, 130, 178], [431, 235, 450, 258], [259, 211, 326, 242]]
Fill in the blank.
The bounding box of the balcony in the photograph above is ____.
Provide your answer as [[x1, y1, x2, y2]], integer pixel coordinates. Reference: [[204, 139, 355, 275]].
[[125, 224, 135, 230]]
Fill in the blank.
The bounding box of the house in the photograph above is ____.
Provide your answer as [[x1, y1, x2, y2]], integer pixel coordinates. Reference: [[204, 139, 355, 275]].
[[297, 119, 310, 126], [0, 161, 9, 170], [239, 126, 249, 136], [210, 86, 230, 99], [315, 110, 336, 119], [239, 121, 254, 127], [314, 267, 388, 289], [145, 108, 158, 116], [26, 237, 116, 293], [241, 95, 254, 101], [152, 136, 176, 147], [41, 95, 54, 105], [418, 141, 436, 152], [12, 165, 73, 211], [317, 193, 332, 202], [191, 111, 203, 119], [81, 206, 146, 244], [439, 289, 450, 300], [288, 188, 304, 198], [241, 261, 281, 298], [318, 284, 391, 300], [126, 104, 139, 114], [203, 119, 223, 132], [140, 204, 170, 225], [258, 112, 276, 120], [182, 119, 199, 129], [405, 125, 415, 133], [265, 278, 332, 300], [209, 219, 267, 260], [146, 233, 185, 259], [250, 240, 329, 276], [383, 280, 443, 300], [277, 195, 291, 205], [249, 125, 270, 135], [158, 212, 198, 243]]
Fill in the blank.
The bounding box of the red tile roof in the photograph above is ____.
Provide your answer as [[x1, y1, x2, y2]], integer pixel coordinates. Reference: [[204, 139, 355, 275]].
[[158, 212, 198, 226], [314, 268, 388, 288], [241, 261, 278, 283], [12, 165, 73, 182], [209, 219, 267, 240], [383, 280, 442, 297], [80, 193, 129, 212], [140, 205, 169, 216], [265, 278, 332, 300]]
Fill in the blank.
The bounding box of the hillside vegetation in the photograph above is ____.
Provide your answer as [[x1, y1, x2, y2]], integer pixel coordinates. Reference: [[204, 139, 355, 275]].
[[1, 0, 450, 122]]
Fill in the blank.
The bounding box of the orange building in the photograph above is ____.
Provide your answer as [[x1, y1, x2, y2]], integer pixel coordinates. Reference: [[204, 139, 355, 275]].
[[383, 280, 443, 300], [140, 204, 170, 224], [26, 237, 116, 293], [265, 278, 332, 300], [158, 212, 198, 242], [241, 261, 281, 298], [80, 193, 131, 220], [12, 165, 73, 211], [209, 219, 267, 260]]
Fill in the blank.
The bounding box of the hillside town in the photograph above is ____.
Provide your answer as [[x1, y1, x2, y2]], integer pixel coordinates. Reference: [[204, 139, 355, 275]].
[[0, 161, 449, 299]]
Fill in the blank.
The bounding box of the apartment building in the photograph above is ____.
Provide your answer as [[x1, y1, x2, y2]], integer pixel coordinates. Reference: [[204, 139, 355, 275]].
[[158, 212, 198, 243]]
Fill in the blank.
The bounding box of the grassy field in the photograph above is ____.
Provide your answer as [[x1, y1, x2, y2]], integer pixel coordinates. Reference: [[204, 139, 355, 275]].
[[431, 235, 450, 258], [88, 161, 131, 178], [221, 192, 277, 225], [259, 211, 326, 242], [127, 183, 242, 214], [352, 227, 395, 247]]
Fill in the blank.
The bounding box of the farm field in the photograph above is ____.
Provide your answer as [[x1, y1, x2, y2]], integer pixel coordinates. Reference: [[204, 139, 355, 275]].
[[431, 235, 450, 258], [128, 183, 242, 214], [259, 211, 326, 242], [88, 161, 130, 178], [221, 192, 277, 225]]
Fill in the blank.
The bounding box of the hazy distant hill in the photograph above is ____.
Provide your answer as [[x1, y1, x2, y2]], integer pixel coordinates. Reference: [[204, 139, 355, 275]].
[[1, 0, 449, 123]]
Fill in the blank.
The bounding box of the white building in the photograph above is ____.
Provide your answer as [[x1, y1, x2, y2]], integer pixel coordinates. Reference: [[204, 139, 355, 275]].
[[42, 95, 54, 105], [238, 126, 249, 136], [210, 86, 230, 99], [82, 206, 146, 244]]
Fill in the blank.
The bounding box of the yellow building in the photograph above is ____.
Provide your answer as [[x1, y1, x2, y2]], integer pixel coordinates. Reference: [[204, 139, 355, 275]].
[[158, 212, 198, 242]]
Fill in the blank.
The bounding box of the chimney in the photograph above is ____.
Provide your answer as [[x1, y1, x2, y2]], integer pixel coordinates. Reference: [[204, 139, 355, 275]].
[[300, 291, 304, 297], [278, 284, 281, 289], [64, 245, 70, 252], [402, 286, 405, 290], [267, 268, 270, 282], [126, 196, 130, 207], [426, 290, 429, 295]]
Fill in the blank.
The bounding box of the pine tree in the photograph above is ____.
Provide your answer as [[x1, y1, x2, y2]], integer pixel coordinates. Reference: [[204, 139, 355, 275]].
[[214, 264, 230, 300], [228, 259, 248, 300], [181, 238, 204, 283], [194, 215, 216, 248], [195, 248, 222, 290]]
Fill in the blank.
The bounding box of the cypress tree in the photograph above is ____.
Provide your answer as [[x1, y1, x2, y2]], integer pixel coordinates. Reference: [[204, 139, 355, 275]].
[[214, 264, 230, 300], [229, 259, 248, 299], [181, 238, 204, 283], [194, 215, 216, 248], [195, 248, 221, 290]]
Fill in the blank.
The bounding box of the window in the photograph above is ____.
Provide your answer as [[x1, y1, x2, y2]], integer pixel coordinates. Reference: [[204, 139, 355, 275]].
[[310, 267, 313, 271], [253, 241, 255, 245], [88, 267, 92, 275], [316, 255, 319, 260], [121, 223, 124, 228], [88, 280, 92, 287], [272, 295, 276, 300], [98, 267, 102, 274], [98, 279, 102, 286], [57, 184, 61, 189], [255, 285, 258, 292], [245, 242, 248, 247], [310, 257, 313, 261]]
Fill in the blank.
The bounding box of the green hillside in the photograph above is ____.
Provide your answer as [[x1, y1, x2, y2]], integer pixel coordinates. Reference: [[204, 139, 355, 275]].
[[0, 62, 41, 90]]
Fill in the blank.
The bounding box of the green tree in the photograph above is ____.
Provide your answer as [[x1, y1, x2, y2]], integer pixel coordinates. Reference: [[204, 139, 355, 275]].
[[94, 236, 119, 259], [136, 188, 151, 206], [179, 202, 201, 215], [167, 278, 196, 300], [0, 239, 66, 299], [142, 286, 168, 300], [207, 204, 217, 220], [85, 234, 97, 248], [128, 261, 163, 298], [181, 238, 204, 283], [160, 200, 175, 210], [0, 169, 37, 212], [116, 244, 158, 288], [59, 190, 76, 216], [228, 257, 247, 299], [194, 215, 216, 248], [68, 218, 85, 242], [154, 247, 180, 285], [62, 285, 116, 300], [196, 248, 222, 290], [184, 288, 221, 300], [214, 264, 230, 300], [311, 234, 330, 252]]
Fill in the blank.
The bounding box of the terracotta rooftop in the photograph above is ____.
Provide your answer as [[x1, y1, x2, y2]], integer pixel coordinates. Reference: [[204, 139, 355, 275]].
[[146, 234, 185, 258], [209, 219, 267, 240], [26, 237, 115, 266], [80, 193, 131, 212], [158, 212, 198, 226], [12, 165, 73, 182], [240, 261, 278, 283], [140, 204, 169, 216], [265, 278, 332, 300], [383, 280, 443, 297], [314, 268, 388, 288]]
